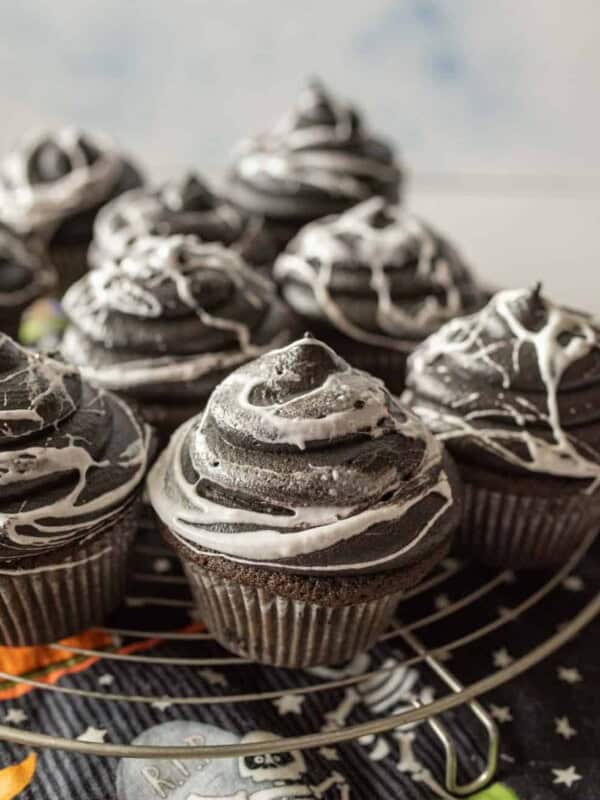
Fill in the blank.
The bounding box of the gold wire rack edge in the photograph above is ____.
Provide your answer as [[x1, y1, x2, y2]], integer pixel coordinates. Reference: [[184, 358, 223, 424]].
[[0, 589, 597, 760]]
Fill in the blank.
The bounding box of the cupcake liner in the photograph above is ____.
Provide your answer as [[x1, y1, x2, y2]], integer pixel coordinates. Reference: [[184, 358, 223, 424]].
[[459, 482, 597, 568], [48, 240, 90, 294], [182, 560, 403, 668], [0, 499, 140, 646]]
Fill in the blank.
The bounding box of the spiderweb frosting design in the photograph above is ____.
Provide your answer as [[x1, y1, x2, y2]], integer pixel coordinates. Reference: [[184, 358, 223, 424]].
[[148, 337, 458, 575], [0, 128, 125, 235], [0, 335, 152, 560], [228, 80, 401, 220], [406, 287, 600, 487], [275, 197, 485, 351], [61, 235, 297, 397], [0, 225, 55, 309], [91, 173, 278, 267]]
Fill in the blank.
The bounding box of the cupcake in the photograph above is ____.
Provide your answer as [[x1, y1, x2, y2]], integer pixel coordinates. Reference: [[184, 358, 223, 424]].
[[90, 172, 279, 274], [405, 286, 600, 568], [0, 335, 153, 645], [148, 336, 461, 667], [0, 128, 143, 292], [274, 197, 485, 393], [0, 224, 56, 341], [61, 235, 299, 438], [227, 79, 402, 252]]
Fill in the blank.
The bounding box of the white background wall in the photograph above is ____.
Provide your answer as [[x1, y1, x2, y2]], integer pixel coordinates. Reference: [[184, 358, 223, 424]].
[[1, 1, 599, 308]]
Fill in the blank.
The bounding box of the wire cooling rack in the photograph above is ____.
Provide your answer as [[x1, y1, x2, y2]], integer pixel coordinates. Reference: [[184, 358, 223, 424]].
[[0, 516, 598, 797]]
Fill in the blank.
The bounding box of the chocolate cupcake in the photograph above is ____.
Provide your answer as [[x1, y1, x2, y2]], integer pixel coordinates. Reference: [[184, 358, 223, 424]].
[[0, 128, 143, 292], [0, 224, 56, 341], [274, 197, 485, 393], [0, 335, 153, 645], [90, 172, 279, 274], [227, 80, 402, 251], [405, 286, 600, 568], [61, 235, 299, 439], [148, 336, 461, 667]]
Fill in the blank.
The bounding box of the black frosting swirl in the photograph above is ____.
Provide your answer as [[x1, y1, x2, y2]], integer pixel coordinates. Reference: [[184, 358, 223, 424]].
[[227, 80, 402, 222], [91, 172, 279, 269], [405, 287, 600, 481], [0, 224, 56, 313], [61, 235, 299, 405], [274, 197, 485, 351], [0, 128, 142, 237], [148, 336, 460, 575], [0, 335, 152, 562]]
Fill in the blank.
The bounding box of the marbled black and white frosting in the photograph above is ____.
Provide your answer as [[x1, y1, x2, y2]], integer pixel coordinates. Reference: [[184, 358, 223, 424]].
[[0, 335, 152, 562], [275, 197, 485, 352], [148, 337, 460, 575], [227, 80, 402, 222], [0, 225, 56, 312], [0, 128, 139, 237], [61, 235, 298, 403], [90, 172, 279, 269], [405, 287, 600, 488]]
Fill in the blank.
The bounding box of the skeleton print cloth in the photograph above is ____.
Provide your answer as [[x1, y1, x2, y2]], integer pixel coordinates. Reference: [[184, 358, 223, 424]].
[[0, 515, 598, 799]]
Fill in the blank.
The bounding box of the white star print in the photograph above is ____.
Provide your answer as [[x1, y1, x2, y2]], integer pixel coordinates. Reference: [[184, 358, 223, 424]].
[[274, 694, 304, 715], [555, 717, 577, 740], [558, 667, 582, 684], [490, 704, 512, 723], [151, 698, 173, 711], [434, 593, 450, 610], [552, 766, 582, 787], [493, 648, 513, 668], [198, 668, 228, 687], [4, 709, 27, 725], [319, 747, 339, 761], [98, 674, 114, 687], [562, 575, 584, 592], [77, 727, 107, 744], [153, 557, 172, 574]]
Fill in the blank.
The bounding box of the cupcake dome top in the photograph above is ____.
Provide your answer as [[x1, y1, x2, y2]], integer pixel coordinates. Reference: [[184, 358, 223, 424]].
[[0, 335, 152, 560], [91, 172, 279, 268], [275, 197, 485, 350], [0, 224, 56, 311], [227, 80, 402, 220], [61, 235, 298, 395], [406, 286, 600, 483], [148, 336, 460, 575], [0, 128, 136, 235]]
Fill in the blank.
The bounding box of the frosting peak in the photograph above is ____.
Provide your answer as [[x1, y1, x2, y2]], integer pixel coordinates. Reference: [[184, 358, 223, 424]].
[[275, 197, 485, 350], [0, 335, 152, 560], [228, 81, 402, 221], [406, 288, 600, 484], [91, 172, 278, 268], [148, 337, 459, 575], [61, 235, 298, 398], [0, 128, 125, 235]]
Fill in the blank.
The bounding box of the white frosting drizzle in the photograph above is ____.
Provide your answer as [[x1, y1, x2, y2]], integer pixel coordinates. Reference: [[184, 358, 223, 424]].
[[0, 337, 152, 550], [62, 235, 289, 390], [91, 177, 245, 263], [233, 82, 399, 201], [275, 197, 477, 351], [0, 227, 55, 307], [0, 128, 123, 235], [409, 288, 600, 487], [148, 338, 454, 572]]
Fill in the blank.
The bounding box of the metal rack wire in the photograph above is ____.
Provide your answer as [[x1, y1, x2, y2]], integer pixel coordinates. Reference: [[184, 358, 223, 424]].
[[0, 522, 598, 797]]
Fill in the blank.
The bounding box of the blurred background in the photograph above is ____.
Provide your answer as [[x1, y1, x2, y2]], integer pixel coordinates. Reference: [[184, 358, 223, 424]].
[[1, 0, 598, 307]]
